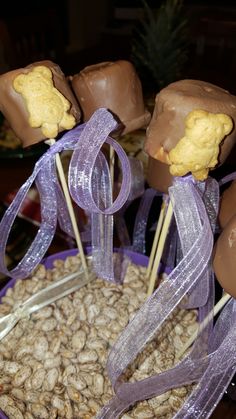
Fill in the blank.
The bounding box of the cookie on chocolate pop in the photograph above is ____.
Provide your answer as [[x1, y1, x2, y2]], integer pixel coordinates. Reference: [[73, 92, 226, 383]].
[[145, 79, 236, 193], [0, 60, 88, 276], [0, 60, 81, 147]]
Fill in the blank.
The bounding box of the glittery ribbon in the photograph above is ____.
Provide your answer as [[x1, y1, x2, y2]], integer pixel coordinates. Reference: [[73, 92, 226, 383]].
[[114, 157, 145, 250], [173, 297, 236, 418], [96, 176, 216, 418], [219, 171, 236, 186], [132, 188, 159, 254], [97, 293, 236, 419], [0, 123, 90, 279], [0, 109, 131, 281], [182, 177, 219, 310], [0, 266, 94, 341], [127, 157, 145, 202], [69, 108, 131, 281], [0, 155, 59, 279]]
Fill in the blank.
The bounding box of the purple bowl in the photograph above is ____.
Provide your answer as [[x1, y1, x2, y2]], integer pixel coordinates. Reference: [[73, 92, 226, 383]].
[[0, 248, 149, 301], [0, 248, 149, 419]]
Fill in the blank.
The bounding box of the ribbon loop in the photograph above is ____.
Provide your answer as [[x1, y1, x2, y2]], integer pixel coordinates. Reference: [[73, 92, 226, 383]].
[[0, 110, 131, 282], [69, 108, 131, 280], [96, 176, 215, 418], [0, 157, 58, 279]]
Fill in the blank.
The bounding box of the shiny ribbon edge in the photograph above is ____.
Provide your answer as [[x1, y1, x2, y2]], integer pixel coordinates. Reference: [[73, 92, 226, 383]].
[[96, 176, 215, 418], [68, 108, 131, 281], [0, 109, 131, 281]]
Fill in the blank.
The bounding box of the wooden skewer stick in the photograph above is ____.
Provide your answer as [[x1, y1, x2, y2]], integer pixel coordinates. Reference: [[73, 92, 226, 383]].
[[109, 146, 115, 190], [177, 292, 231, 359], [147, 200, 174, 297], [46, 139, 88, 278], [145, 198, 167, 280]]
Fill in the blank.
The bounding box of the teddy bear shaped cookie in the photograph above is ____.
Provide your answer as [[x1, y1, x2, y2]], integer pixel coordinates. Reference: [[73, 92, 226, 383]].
[[13, 65, 76, 139], [168, 109, 233, 181]]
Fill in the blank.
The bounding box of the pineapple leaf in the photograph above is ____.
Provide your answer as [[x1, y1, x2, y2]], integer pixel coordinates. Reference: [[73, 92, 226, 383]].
[[131, 0, 189, 92]]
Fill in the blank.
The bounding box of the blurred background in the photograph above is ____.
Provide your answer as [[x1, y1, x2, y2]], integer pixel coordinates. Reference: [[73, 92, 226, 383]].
[[0, 2, 236, 416], [0, 0, 236, 91]]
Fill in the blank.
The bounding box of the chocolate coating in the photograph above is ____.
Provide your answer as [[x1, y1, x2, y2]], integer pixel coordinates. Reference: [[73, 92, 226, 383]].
[[71, 60, 151, 135], [218, 180, 236, 229], [0, 60, 81, 147], [213, 214, 236, 298], [145, 79, 236, 166], [146, 156, 173, 194]]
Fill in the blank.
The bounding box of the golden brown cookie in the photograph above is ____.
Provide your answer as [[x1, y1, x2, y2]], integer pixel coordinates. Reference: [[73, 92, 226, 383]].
[[0, 60, 81, 147], [13, 66, 76, 139], [168, 109, 233, 180]]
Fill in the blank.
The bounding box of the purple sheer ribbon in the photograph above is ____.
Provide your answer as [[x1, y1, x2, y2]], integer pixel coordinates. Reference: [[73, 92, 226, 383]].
[[97, 294, 235, 419], [161, 212, 178, 271], [114, 157, 145, 250], [68, 108, 131, 281], [219, 171, 236, 186], [183, 177, 219, 310], [0, 156, 58, 279], [127, 157, 145, 202], [0, 109, 131, 281], [0, 124, 87, 279], [132, 188, 159, 254], [173, 298, 236, 419], [96, 176, 215, 418]]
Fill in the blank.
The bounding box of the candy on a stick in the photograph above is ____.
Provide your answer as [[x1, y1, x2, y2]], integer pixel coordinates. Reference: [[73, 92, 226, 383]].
[[147, 109, 233, 193], [146, 108, 233, 296], [146, 79, 236, 193], [70, 60, 151, 135], [0, 60, 81, 147], [145, 79, 236, 168], [0, 60, 88, 276], [213, 214, 236, 298], [218, 179, 236, 229], [147, 157, 173, 194], [168, 109, 233, 180], [71, 60, 150, 207], [144, 79, 236, 295]]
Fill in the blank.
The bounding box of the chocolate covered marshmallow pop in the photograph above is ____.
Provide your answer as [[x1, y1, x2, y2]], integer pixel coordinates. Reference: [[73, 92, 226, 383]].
[[213, 177, 236, 298], [146, 108, 233, 295], [70, 60, 151, 135], [70, 59, 151, 207], [218, 179, 236, 230], [213, 214, 236, 298], [144, 79, 236, 296], [0, 60, 88, 275], [70, 60, 151, 254], [0, 60, 81, 147], [145, 79, 236, 194]]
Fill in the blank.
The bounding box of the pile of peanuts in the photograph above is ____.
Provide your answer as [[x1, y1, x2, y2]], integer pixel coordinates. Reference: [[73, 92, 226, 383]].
[[0, 254, 198, 418]]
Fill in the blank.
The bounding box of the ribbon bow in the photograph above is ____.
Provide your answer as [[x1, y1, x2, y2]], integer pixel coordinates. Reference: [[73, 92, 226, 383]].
[[96, 175, 220, 418], [0, 109, 131, 281]]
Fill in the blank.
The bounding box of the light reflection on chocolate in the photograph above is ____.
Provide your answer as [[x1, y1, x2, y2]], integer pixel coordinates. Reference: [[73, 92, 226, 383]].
[[0, 60, 81, 148], [218, 180, 236, 229], [145, 79, 236, 167], [70, 60, 151, 135], [213, 214, 236, 298]]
